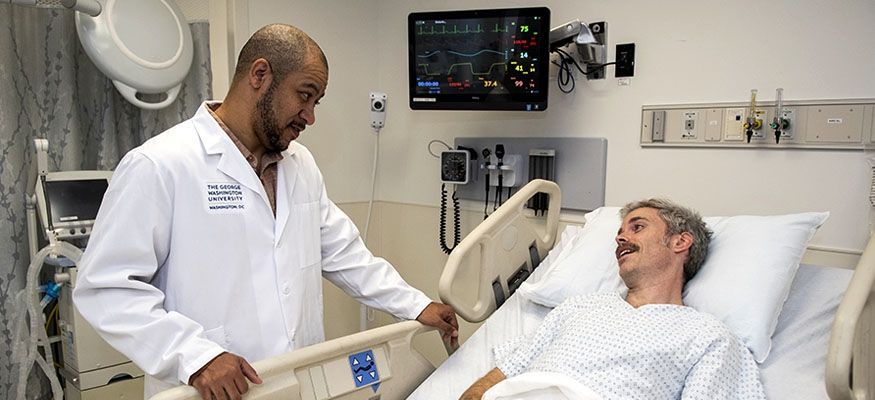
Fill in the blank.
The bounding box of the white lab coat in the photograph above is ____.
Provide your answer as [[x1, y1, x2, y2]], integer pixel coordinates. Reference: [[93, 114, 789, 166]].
[[73, 102, 432, 397]]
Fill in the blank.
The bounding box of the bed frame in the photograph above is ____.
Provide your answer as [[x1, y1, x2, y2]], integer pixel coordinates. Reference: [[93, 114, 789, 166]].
[[150, 321, 440, 400], [826, 237, 875, 399], [439, 180, 874, 400], [151, 180, 873, 400]]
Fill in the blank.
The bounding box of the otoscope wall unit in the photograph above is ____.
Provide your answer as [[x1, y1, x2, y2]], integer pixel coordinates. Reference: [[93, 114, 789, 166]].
[[640, 97, 875, 150], [451, 137, 607, 211]]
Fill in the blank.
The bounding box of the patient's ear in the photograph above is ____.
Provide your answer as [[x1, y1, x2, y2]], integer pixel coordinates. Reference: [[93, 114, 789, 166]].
[[670, 232, 694, 254]]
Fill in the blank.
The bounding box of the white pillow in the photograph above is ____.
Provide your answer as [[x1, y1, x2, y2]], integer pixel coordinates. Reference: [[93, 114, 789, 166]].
[[516, 206, 828, 363], [526, 225, 586, 284], [519, 210, 627, 304]]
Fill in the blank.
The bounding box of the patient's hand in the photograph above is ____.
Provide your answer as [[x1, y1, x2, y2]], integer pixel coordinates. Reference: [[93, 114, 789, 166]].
[[459, 368, 506, 400]]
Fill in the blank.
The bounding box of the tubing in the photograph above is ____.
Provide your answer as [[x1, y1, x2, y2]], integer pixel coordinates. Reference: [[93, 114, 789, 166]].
[[15, 241, 82, 400]]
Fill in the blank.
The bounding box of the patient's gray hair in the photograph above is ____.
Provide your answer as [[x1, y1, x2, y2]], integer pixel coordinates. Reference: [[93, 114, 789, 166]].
[[620, 199, 712, 283]]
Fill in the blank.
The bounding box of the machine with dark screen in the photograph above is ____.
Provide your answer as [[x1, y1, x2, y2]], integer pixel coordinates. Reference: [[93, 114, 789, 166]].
[[44, 179, 108, 225], [35, 172, 111, 241]]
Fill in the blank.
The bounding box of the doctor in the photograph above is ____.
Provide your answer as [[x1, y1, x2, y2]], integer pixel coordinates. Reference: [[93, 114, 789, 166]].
[[74, 24, 458, 400]]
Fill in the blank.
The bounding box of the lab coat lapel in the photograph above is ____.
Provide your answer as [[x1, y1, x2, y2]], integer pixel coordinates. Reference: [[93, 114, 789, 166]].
[[274, 144, 301, 242], [192, 103, 270, 206]]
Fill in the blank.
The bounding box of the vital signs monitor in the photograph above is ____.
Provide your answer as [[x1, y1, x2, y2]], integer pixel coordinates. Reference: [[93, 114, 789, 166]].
[[408, 7, 551, 111]]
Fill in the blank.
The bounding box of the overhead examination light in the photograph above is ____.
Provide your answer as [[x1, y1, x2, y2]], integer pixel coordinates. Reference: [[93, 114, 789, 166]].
[[4, 0, 193, 110]]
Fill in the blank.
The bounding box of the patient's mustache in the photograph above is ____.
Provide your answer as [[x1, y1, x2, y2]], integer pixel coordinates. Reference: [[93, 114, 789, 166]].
[[615, 243, 639, 259]]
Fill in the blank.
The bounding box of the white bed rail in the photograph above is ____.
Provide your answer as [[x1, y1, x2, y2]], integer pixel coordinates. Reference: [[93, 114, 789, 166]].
[[150, 321, 436, 400], [439, 179, 561, 323], [827, 235, 875, 400]]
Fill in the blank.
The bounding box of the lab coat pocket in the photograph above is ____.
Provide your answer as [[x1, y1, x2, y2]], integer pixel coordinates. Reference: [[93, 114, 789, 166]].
[[202, 326, 230, 348], [285, 201, 321, 269]]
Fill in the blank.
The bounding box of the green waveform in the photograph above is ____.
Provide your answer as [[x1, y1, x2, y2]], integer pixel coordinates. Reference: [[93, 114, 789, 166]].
[[416, 24, 509, 35]]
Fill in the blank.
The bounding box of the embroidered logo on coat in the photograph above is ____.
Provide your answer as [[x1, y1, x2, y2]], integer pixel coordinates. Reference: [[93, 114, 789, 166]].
[[205, 182, 245, 213]]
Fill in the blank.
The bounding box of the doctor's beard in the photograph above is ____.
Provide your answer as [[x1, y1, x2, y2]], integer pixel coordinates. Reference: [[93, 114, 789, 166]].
[[255, 81, 286, 151]]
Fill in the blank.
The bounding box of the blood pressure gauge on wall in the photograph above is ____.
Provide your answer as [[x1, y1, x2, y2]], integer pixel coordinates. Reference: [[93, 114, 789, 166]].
[[440, 150, 470, 184]]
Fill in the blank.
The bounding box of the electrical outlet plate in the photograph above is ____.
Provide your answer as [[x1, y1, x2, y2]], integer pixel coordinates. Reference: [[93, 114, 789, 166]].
[[723, 107, 746, 141], [682, 111, 698, 139], [615, 43, 635, 78], [704, 108, 723, 141]]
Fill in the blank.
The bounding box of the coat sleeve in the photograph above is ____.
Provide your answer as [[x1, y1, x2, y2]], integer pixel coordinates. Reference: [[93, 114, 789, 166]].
[[316, 183, 432, 321], [72, 151, 224, 386]]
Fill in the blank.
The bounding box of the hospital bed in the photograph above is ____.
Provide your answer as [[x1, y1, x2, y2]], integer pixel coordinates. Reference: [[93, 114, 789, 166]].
[[152, 180, 874, 400]]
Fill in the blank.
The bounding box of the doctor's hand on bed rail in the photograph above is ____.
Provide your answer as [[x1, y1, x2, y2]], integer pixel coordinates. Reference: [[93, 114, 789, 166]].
[[416, 302, 460, 348], [188, 352, 262, 400]]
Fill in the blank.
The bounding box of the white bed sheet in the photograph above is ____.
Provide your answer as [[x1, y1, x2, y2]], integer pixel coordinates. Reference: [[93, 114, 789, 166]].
[[409, 264, 853, 400]]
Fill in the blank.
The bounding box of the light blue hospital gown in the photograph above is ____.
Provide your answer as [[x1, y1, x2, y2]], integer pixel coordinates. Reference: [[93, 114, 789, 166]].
[[494, 292, 766, 399]]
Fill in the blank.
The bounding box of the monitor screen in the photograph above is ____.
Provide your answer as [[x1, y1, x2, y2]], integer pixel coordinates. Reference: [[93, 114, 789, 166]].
[[408, 7, 550, 111], [44, 179, 109, 225]]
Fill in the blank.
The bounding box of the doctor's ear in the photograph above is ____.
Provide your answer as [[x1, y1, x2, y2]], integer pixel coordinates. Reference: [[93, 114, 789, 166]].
[[248, 58, 273, 89]]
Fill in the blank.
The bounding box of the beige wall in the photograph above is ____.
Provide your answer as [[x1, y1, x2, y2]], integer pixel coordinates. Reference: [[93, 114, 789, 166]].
[[210, 0, 875, 359], [371, 0, 874, 252], [336, 201, 494, 365], [223, 0, 875, 251]]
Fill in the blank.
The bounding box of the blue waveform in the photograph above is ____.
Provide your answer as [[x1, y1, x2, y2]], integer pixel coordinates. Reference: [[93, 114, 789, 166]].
[[418, 49, 508, 59]]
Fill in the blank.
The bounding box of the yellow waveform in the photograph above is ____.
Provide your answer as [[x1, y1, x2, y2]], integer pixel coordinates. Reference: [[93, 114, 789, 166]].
[[418, 62, 507, 76]]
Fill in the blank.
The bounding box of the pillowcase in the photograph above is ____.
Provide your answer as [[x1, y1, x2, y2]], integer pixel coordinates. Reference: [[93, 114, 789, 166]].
[[516, 206, 829, 363], [526, 224, 586, 284], [519, 209, 627, 304]]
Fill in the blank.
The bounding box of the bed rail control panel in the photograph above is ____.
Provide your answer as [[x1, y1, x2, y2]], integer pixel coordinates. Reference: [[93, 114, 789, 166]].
[[150, 321, 444, 400], [440, 179, 561, 323], [348, 350, 380, 389], [300, 346, 391, 399]]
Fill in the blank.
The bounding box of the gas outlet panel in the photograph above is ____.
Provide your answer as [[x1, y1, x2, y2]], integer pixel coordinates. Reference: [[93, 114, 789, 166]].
[[641, 99, 875, 149]]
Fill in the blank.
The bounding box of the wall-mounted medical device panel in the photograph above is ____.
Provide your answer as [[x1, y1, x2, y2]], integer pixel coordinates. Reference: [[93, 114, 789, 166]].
[[440, 150, 472, 184], [641, 99, 875, 149], [452, 137, 606, 210]]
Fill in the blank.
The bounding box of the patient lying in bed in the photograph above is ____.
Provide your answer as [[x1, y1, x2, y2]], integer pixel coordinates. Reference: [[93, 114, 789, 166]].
[[461, 199, 766, 400]]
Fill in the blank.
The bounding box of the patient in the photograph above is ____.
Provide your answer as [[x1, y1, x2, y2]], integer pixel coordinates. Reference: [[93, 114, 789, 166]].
[[460, 199, 766, 400]]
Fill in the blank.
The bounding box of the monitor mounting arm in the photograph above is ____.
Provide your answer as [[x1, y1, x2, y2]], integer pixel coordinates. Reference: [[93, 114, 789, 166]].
[[549, 19, 608, 79]]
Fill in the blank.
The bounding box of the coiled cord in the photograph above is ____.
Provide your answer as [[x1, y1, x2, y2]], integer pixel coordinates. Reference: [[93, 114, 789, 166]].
[[551, 48, 616, 94], [439, 183, 461, 254]]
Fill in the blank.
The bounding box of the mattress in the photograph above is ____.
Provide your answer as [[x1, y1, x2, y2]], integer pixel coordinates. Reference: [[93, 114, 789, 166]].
[[409, 263, 853, 399]]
